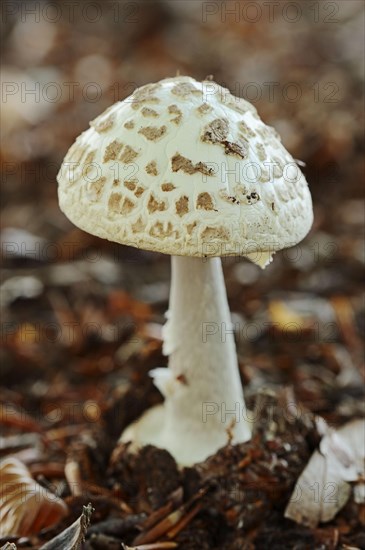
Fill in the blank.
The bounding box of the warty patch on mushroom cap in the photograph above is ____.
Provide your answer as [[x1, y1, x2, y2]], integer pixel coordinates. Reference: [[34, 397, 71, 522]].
[[57, 76, 313, 261]]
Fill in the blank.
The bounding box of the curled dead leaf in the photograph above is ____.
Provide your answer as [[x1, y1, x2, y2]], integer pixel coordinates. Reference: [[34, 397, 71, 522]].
[[0, 457, 68, 536], [39, 503, 93, 550]]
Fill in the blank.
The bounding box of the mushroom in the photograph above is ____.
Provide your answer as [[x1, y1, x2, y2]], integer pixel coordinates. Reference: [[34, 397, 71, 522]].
[[57, 76, 313, 465]]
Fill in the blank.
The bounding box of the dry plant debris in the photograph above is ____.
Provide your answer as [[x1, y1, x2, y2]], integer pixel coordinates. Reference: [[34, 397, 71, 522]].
[[0, 458, 68, 537], [39, 503, 93, 550], [285, 418, 365, 527]]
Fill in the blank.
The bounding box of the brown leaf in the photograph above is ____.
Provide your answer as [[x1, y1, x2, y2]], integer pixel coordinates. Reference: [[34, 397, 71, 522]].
[[0, 457, 68, 536], [39, 503, 93, 550]]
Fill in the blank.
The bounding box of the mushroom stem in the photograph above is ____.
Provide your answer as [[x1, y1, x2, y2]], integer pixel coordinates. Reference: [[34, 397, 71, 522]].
[[121, 255, 251, 465], [150, 255, 251, 463]]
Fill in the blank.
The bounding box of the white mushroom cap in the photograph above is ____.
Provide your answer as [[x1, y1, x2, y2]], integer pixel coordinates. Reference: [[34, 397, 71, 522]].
[[57, 76, 313, 265]]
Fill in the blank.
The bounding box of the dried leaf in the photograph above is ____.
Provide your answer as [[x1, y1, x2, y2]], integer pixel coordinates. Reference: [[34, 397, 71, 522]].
[[0, 458, 68, 536], [285, 419, 365, 527], [39, 503, 93, 550], [319, 424, 363, 482], [284, 448, 351, 527]]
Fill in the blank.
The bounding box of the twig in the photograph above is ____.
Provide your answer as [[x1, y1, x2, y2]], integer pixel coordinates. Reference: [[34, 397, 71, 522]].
[[166, 502, 202, 539], [64, 459, 83, 496], [133, 488, 207, 545], [123, 543, 177, 550], [141, 488, 183, 530]]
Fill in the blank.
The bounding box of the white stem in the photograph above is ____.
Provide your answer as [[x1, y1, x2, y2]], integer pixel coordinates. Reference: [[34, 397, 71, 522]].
[[121, 255, 251, 465], [153, 256, 251, 461]]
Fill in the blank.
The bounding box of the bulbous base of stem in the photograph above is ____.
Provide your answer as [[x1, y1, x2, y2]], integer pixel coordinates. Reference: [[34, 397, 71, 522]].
[[120, 402, 252, 466]]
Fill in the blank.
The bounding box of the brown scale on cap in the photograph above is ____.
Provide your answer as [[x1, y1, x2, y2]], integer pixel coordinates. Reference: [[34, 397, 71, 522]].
[[124, 182, 144, 198], [238, 121, 256, 139], [148, 194, 167, 213], [171, 154, 213, 176], [202, 118, 248, 159], [224, 140, 247, 158], [168, 105, 183, 124], [146, 161, 159, 176], [120, 145, 139, 164], [121, 197, 136, 214], [186, 222, 197, 235], [161, 183, 176, 192], [85, 150, 96, 165], [171, 82, 201, 97], [201, 226, 230, 241], [91, 113, 115, 134], [233, 184, 248, 201], [131, 217, 146, 233], [124, 120, 135, 129], [197, 103, 212, 115], [124, 179, 137, 191], [141, 107, 159, 118], [108, 194, 136, 215], [134, 83, 162, 100], [87, 177, 106, 201], [103, 140, 123, 162], [67, 142, 88, 163], [134, 186, 145, 198], [108, 192, 123, 212], [196, 192, 215, 211], [256, 143, 267, 161], [131, 98, 160, 112], [205, 118, 229, 140], [219, 190, 240, 205], [131, 84, 161, 111], [176, 196, 189, 217], [246, 192, 260, 205], [227, 99, 251, 115], [150, 222, 178, 238], [138, 126, 167, 141]]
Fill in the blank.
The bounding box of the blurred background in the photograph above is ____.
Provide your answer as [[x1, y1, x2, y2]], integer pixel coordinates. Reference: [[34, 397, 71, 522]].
[[1, 0, 364, 443]]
